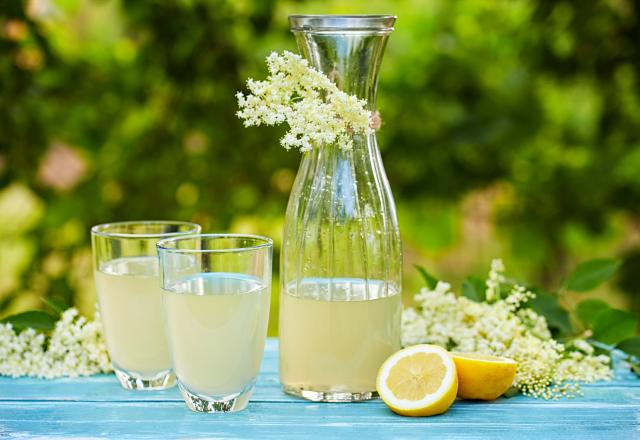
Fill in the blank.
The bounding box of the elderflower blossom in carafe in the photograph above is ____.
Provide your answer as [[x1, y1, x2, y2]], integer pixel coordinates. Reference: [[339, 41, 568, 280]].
[[279, 15, 402, 402]]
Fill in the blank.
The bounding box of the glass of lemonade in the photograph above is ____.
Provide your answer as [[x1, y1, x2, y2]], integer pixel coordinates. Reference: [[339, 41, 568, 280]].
[[157, 234, 272, 413], [91, 221, 201, 390]]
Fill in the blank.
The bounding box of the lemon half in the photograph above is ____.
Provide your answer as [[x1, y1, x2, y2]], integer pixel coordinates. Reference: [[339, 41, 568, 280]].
[[452, 352, 517, 400], [376, 344, 458, 416]]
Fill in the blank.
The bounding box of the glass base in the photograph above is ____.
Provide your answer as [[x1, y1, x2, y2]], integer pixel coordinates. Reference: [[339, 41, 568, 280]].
[[114, 367, 176, 390], [178, 383, 253, 413], [282, 385, 378, 402]]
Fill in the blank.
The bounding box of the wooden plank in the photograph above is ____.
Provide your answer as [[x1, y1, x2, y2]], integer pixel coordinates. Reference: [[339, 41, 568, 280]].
[[0, 401, 637, 439], [0, 373, 638, 406], [0, 339, 638, 439], [0, 339, 638, 404]]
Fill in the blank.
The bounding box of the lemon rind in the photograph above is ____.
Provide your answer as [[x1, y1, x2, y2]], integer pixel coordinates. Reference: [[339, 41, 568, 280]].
[[451, 352, 517, 364]]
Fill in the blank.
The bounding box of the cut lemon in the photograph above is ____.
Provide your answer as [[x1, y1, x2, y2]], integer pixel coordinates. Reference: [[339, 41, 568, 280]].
[[451, 352, 517, 400], [376, 344, 458, 417]]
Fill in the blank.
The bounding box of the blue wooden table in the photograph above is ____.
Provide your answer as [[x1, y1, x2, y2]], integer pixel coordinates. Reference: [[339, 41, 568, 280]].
[[1, 339, 639, 439]]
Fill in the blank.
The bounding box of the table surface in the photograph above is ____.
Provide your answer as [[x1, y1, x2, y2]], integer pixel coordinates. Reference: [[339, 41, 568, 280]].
[[0, 339, 639, 439]]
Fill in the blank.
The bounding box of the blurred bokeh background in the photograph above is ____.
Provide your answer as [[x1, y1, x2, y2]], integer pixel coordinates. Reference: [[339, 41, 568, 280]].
[[2, 0, 640, 334]]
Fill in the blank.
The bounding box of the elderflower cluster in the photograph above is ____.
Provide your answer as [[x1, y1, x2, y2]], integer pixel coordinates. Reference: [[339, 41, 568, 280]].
[[0, 308, 111, 378], [485, 258, 505, 302], [236, 51, 373, 152], [402, 259, 612, 399]]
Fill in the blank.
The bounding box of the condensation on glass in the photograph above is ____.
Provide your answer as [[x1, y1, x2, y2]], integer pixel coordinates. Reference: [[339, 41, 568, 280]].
[[279, 15, 403, 402]]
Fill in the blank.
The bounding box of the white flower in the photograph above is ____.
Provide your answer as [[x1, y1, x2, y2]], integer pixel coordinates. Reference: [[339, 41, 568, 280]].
[[236, 51, 374, 152], [485, 258, 505, 302], [573, 339, 595, 354], [0, 308, 111, 379], [505, 284, 535, 311], [402, 260, 612, 399]]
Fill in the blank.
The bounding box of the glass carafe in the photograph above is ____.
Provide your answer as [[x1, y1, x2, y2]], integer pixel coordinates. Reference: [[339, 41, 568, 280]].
[[279, 15, 402, 402]]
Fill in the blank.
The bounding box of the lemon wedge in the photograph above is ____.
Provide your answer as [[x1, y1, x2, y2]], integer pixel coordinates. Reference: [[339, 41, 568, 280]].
[[451, 352, 517, 400], [376, 344, 458, 416]]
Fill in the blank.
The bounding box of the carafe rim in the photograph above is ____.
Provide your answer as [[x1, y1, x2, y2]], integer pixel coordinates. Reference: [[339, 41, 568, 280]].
[[289, 15, 396, 33]]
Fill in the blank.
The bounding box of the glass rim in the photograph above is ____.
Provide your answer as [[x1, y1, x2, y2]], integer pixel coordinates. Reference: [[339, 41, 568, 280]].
[[289, 14, 396, 32], [91, 221, 201, 239], [156, 233, 273, 254]]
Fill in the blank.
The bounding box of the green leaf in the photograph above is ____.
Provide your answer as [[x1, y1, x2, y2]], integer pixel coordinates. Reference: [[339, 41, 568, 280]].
[[576, 299, 609, 327], [414, 265, 438, 289], [631, 362, 640, 377], [528, 291, 572, 335], [566, 259, 621, 292], [592, 308, 638, 345], [618, 336, 640, 358], [40, 297, 67, 316], [461, 276, 486, 302], [1, 311, 57, 333]]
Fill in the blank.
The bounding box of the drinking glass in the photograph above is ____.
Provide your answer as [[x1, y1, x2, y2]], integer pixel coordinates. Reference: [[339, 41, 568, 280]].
[[91, 221, 201, 390], [157, 234, 272, 413]]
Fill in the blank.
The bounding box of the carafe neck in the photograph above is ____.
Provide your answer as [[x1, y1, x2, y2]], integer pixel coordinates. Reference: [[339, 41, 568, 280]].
[[290, 15, 395, 110]]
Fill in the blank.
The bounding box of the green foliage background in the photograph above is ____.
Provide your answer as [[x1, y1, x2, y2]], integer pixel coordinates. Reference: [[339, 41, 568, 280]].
[[1, 0, 640, 335]]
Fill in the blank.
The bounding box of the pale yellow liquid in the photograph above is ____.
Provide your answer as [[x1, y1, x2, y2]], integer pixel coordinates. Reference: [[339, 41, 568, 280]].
[[163, 274, 270, 397], [94, 257, 171, 376], [279, 279, 402, 393]]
